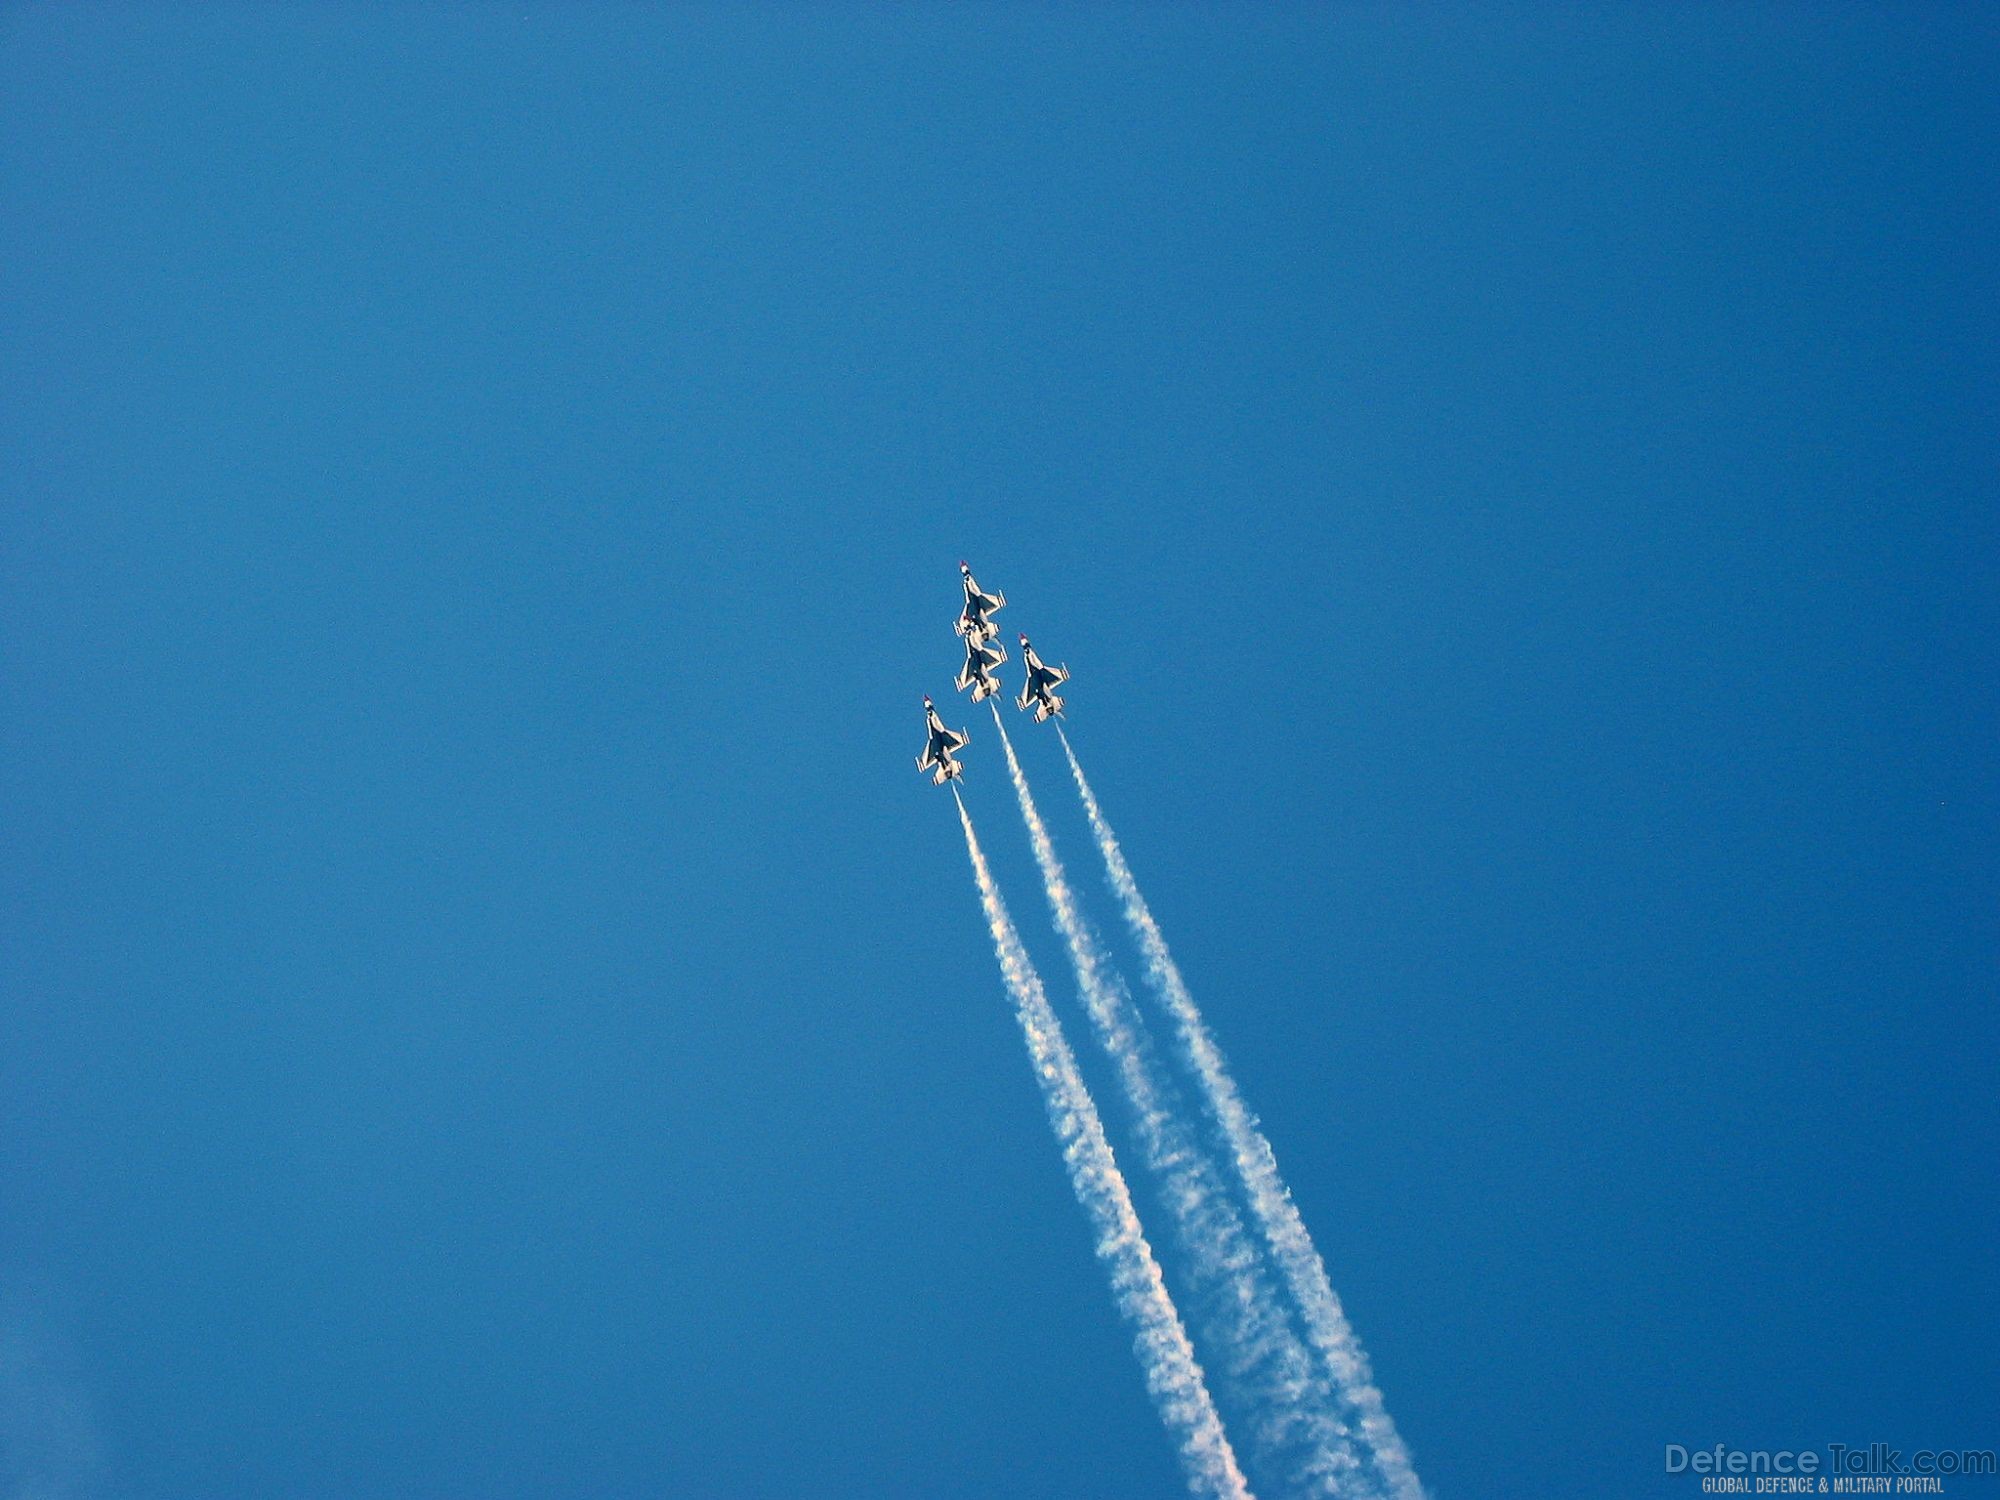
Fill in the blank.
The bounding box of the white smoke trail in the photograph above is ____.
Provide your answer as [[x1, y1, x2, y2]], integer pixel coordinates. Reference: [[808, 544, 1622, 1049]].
[[992, 707, 1367, 1498], [1056, 730, 1425, 1500], [952, 791, 1254, 1500]]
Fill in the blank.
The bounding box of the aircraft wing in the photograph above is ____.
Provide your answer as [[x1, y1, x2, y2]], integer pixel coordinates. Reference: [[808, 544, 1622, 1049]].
[[943, 726, 970, 753]]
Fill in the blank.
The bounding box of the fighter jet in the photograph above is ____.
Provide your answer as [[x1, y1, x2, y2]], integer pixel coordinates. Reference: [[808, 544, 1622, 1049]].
[[954, 632, 1006, 703], [1015, 635, 1070, 722], [954, 561, 1007, 645], [915, 696, 970, 784]]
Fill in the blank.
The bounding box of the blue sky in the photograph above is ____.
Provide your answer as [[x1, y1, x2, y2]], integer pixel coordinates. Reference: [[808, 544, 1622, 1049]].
[[2, 6, 1994, 1498]]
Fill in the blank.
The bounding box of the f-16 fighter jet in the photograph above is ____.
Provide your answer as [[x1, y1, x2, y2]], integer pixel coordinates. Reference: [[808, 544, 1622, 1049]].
[[955, 561, 1007, 645], [1015, 635, 1070, 722], [916, 696, 970, 784], [954, 632, 1006, 703]]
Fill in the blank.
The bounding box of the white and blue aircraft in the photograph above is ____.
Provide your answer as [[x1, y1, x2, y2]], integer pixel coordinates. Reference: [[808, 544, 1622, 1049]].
[[916, 696, 970, 785], [1016, 635, 1069, 722]]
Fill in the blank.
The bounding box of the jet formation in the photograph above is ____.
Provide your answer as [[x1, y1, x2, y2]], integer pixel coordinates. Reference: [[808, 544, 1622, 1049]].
[[916, 561, 1071, 783]]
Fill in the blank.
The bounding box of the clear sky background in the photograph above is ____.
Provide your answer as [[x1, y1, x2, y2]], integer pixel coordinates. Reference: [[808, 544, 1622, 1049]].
[[3, 6, 1995, 1498]]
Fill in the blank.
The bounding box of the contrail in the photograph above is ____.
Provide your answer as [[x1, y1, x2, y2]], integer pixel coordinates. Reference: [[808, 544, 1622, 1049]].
[[951, 791, 1254, 1500], [993, 707, 1367, 1498], [1056, 730, 1425, 1500]]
